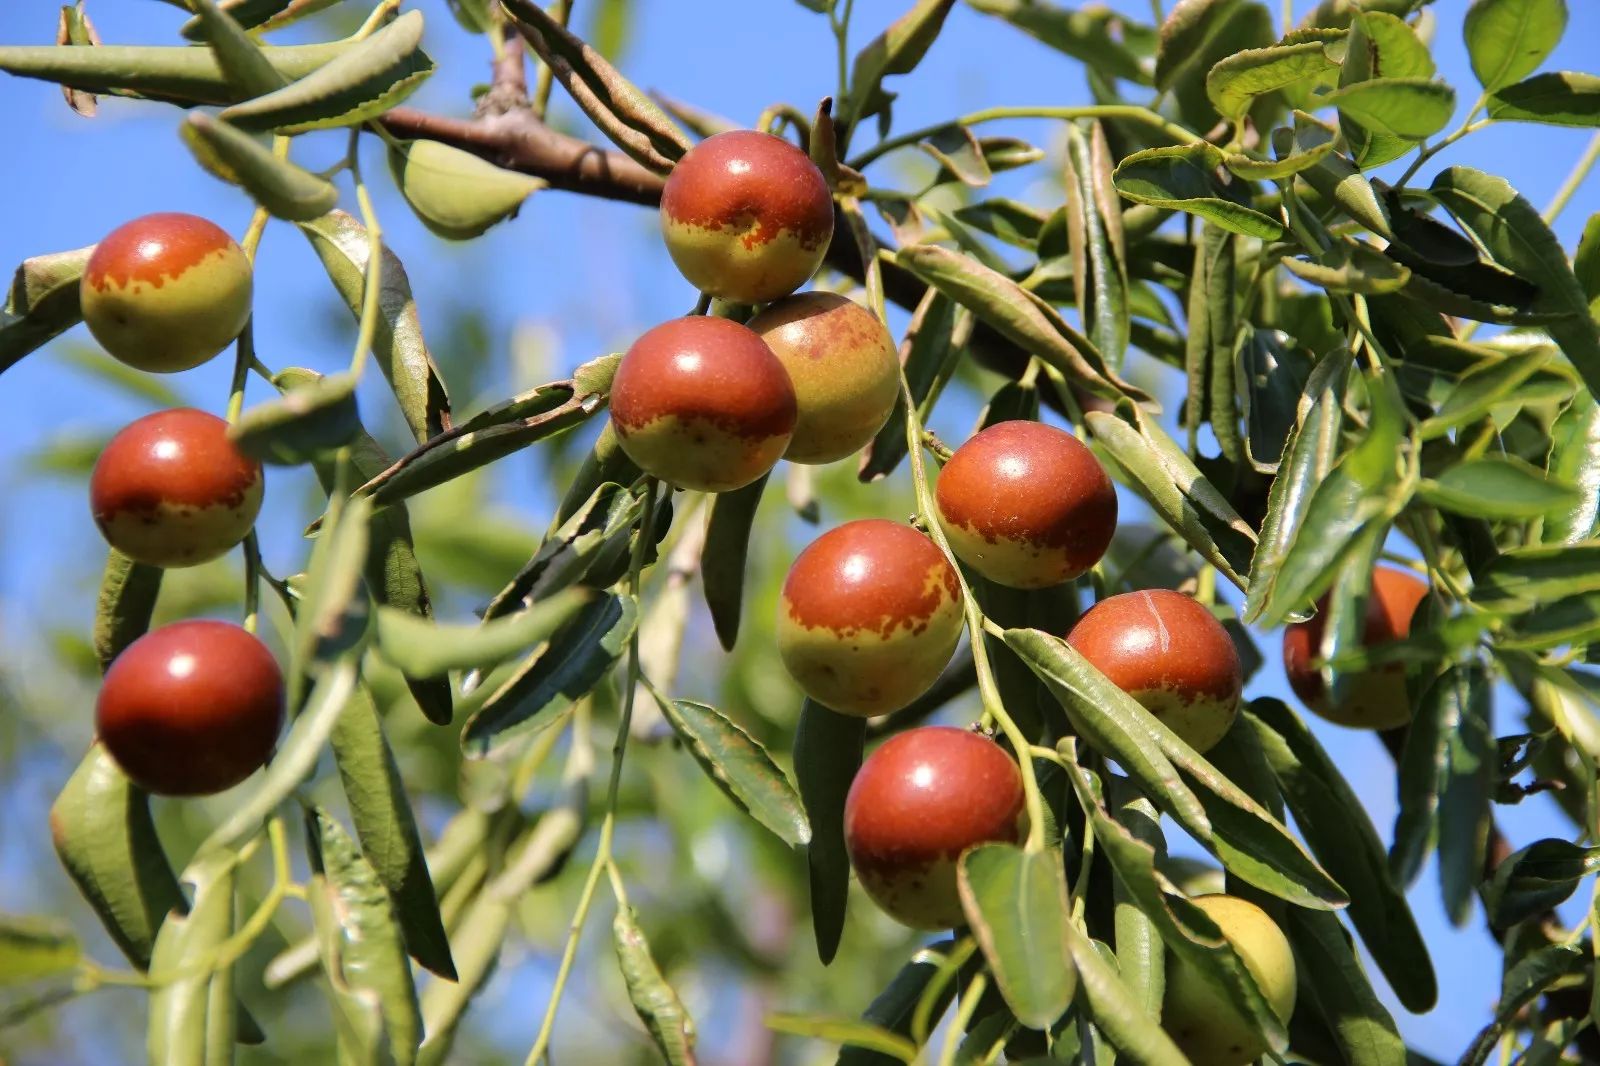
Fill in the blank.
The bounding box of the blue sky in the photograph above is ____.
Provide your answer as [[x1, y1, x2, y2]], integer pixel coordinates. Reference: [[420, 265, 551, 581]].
[[2, 0, 1599, 1060]]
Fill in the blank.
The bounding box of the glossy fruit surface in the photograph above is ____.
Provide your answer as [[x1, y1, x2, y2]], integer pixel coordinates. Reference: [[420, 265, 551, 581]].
[[90, 408, 264, 568], [746, 292, 899, 464], [80, 212, 253, 373], [1282, 566, 1429, 729], [660, 130, 834, 303], [609, 315, 797, 492], [844, 726, 1024, 929], [935, 420, 1117, 588], [1163, 895, 1297, 1066], [777, 519, 963, 716], [1067, 589, 1241, 753], [97, 620, 285, 796]]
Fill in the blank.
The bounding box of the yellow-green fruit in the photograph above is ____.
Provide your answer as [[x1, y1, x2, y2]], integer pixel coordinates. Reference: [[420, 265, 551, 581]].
[[1162, 895, 1297, 1066], [80, 212, 253, 373], [747, 292, 899, 464]]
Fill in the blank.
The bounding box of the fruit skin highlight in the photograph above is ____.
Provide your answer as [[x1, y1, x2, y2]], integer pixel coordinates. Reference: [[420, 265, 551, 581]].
[[1282, 565, 1429, 729], [1066, 589, 1242, 753], [844, 726, 1024, 929], [659, 129, 834, 304], [1162, 894, 1297, 1066], [96, 620, 285, 797], [89, 407, 265, 569], [776, 519, 964, 717], [935, 420, 1117, 589], [608, 315, 797, 493], [746, 291, 899, 465], [80, 212, 253, 373]]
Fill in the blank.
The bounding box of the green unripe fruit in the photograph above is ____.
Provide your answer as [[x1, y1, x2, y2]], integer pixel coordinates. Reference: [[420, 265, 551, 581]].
[[777, 519, 964, 716], [746, 292, 899, 465], [80, 212, 253, 373], [1162, 895, 1297, 1066]]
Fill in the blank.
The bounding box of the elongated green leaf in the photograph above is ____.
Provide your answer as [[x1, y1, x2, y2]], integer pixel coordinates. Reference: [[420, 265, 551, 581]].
[[1113, 143, 1284, 238], [187, 0, 287, 98], [1065, 122, 1129, 368], [1464, 0, 1568, 92], [1062, 918, 1189, 1066], [1421, 456, 1580, 518], [1484, 838, 1600, 929], [1285, 910, 1407, 1066], [965, 0, 1148, 84], [1460, 943, 1587, 1066], [1156, 0, 1275, 132], [1109, 786, 1165, 1018], [299, 210, 452, 444], [375, 589, 593, 678], [836, 940, 963, 1065], [1438, 660, 1494, 926], [1489, 71, 1600, 126], [1421, 345, 1558, 439], [1473, 540, 1600, 606], [306, 809, 421, 1066], [0, 244, 92, 374], [844, 0, 955, 129], [181, 113, 337, 222], [460, 593, 636, 757], [614, 906, 697, 1066], [0, 914, 80, 987], [957, 843, 1074, 1029], [794, 700, 865, 965], [765, 1014, 917, 1060], [500, 0, 690, 171], [230, 369, 360, 466], [1281, 239, 1411, 294], [182, 0, 343, 39], [1207, 40, 1338, 121], [94, 548, 162, 673], [1391, 664, 1475, 885], [1328, 76, 1455, 138], [481, 480, 641, 625], [221, 10, 433, 134], [330, 684, 455, 980], [1248, 700, 1435, 1011], [657, 697, 810, 848], [388, 139, 545, 240], [701, 472, 769, 650], [147, 853, 238, 1066], [1431, 166, 1600, 402], [292, 491, 373, 688], [1544, 391, 1600, 543]]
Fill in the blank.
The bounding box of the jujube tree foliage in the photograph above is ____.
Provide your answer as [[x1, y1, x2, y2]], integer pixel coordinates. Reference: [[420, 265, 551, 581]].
[[1, 0, 1599, 1063]]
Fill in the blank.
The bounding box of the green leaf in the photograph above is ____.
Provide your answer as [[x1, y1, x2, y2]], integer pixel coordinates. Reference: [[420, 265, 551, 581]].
[[614, 907, 697, 1066], [220, 10, 434, 134], [1238, 330, 1312, 475], [1430, 166, 1600, 403], [965, 0, 1148, 84], [1438, 661, 1494, 926], [1484, 838, 1600, 928], [306, 808, 421, 1065], [957, 843, 1076, 1029], [1285, 910, 1408, 1066], [375, 588, 594, 678], [387, 139, 545, 240], [951, 198, 1047, 249], [1543, 391, 1600, 543], [1248, 700, 1436, 1011], [1109, 787, 1166, 1018], [844, 0, 955, 130], [1576, 210, 1600, 311], [1286, 114, 1392, 237], [94, 548, 162, 673], [765, 1014, 917, 1060], [0, 914, 80, 987], [182, 0, 343, 39], [329, 684, 455, 980], [0, 244, 92, 375], [147, 853, 239, 1066], [1460, 944, 1588, 1066], [500, 0, 691, 172], [480, 478, 642, 623], [460, 593, 637, 757], [793, 700, 865, 965], [1419, 456, 1580, 519], [837, 940, 965, 1064], [1062, 918, 1189, 1066], [701, 472, 769, 650], [917, 123, 991, 186], [1156, 0, 1275, 132], [860, 290, 963, 481], [1420, 344, 1557, 438], [656, 697, 810, 848], [1065, 122, 1130, 369], [1113, 143, 1284, 239], [293, 490, 374, 689], [230, 369, 360, 466], [1280, 238, 1411, 294], [1327, 77, 1456, 138], [186, 0, 287, 98], [1206, 40, 1339, 122], [299, 210, 453, 444], [1463, 0, 1568, 93], [1488, 71, 1600, 126], [181, 113, 337, 222]]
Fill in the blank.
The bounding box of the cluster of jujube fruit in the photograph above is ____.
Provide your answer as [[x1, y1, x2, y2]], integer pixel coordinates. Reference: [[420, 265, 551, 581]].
[[616, 126, 1435, 1061], [78, 212, 284, 797]]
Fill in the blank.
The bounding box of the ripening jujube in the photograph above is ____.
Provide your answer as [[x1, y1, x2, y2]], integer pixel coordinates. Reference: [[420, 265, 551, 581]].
[[1162, 895, 1298, 1066], [746, 291, 900, 464], [89, 407, 264, 569], [608, 315, 797, 493], [1281, 565, 1430, 730], [776, 519, 964, 717], [80, 212, 253, 373], [96, 620, 285, 796], [935, 420, 1118, 589], [1066, 589, 1242, 753], [844, 726, 1024, 929], [659, 129, 834, 304]]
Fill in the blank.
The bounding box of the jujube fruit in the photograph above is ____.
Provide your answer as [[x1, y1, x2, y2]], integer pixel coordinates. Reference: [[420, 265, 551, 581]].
[[609, 315, 797, 492], [777, 519, 964, 716], [80, 212, 253, 373], [96, 620, 285, 796], [1162, 894, 1297, 1066], [844, 726, 1024, 929], [935, 420, 1117, 589], [90, 407, 265, 568], [1282, 565, 1429, 729], [746, 291, 899, 464], [659, 129, 834, 303], [1066, 589, 1242, 753]]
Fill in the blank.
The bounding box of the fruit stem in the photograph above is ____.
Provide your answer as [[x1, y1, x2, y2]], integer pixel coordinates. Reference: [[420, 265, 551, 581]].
[[529, 0, 570, 120], [242, 532, 263, 634], [347, 128, 385, 380], [1544, 129, 1600, 226], [848, 105, 1202, 170], [523, 477, 659, 1066], [937, 970, 989, 1066]]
